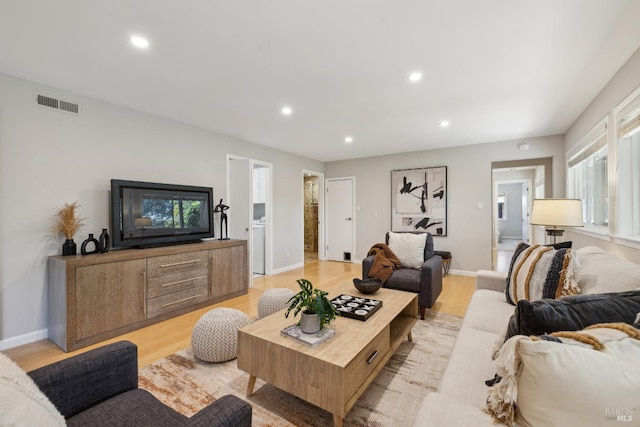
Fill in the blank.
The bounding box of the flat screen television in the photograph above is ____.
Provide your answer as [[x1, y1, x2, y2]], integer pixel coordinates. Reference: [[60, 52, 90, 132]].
[[111, 179, 214, 248]]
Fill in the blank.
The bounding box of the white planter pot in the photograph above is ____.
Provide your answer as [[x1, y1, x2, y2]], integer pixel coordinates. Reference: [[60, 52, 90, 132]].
[[300, 310, 320, 334]]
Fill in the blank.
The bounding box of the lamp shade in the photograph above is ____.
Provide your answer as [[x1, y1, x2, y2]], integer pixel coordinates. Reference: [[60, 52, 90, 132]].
[[530, 199, 583, 227]]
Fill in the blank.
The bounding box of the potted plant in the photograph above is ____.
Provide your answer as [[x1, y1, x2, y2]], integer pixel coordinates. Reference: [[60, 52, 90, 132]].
[[285, 279, 339, 334]]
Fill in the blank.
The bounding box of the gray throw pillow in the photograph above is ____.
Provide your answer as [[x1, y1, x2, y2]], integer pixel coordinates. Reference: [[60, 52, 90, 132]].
[[505, 289, 640, 341]]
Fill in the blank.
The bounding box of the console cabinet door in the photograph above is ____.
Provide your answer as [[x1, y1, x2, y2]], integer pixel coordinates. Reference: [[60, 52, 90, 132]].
[[75, 259, 146, 341], [210, 245, 247, 299]]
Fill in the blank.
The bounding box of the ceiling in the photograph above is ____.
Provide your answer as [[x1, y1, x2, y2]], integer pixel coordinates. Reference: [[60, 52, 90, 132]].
[[2, 1, 640, 162]]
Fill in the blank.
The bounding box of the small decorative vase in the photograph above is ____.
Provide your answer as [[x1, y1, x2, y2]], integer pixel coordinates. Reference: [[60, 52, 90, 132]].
[[81, 234, 100, 255], [62, 239, 77, 256], [98, 228, 110, 253], [300, 310, 320, 334]]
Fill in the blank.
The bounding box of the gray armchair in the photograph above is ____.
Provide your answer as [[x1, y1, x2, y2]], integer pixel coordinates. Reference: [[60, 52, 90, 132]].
[[28, 341, 252, 427], [362, 232, 442, 320]]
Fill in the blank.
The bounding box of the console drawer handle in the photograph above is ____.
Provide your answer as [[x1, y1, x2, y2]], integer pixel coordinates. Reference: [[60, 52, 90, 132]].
[[161, 276, 205, 287], [367, 350, 379, 364], [161, 294, 199, 308], [160, 259, 202, 268]]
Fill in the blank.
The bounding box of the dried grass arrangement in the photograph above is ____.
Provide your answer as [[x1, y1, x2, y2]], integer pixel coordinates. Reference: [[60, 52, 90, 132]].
[[52, 201, 85, 239]]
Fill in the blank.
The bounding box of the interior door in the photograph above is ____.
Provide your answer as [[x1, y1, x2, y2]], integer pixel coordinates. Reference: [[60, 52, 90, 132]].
[[227, 157, 251, 244], [326, 177, 355, 262]]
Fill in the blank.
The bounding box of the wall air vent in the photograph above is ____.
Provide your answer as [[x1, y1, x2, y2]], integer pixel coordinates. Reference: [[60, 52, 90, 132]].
[[59, 100, 79, 114], [34, 93, 80, 115]]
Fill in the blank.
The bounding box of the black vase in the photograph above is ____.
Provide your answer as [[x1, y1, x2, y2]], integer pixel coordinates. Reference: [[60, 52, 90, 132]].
[[81, 234, 100, 255], [62, 239, 77, 256], [99, 228, 110, 253]]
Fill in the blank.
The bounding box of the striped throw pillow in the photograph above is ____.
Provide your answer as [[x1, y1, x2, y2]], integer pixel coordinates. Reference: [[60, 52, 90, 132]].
[[505, 243, 580, 305]]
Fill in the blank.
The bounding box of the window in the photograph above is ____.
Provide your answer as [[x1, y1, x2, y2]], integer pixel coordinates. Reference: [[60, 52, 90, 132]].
[[497, 192, 507, 220], [617, 93, 640, 239], [568, 121, 608, 229]]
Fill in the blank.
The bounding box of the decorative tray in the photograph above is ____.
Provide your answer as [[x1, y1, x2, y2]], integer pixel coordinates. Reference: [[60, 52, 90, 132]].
[[281, 324, 335, 347], [330, 294, 383, 321]]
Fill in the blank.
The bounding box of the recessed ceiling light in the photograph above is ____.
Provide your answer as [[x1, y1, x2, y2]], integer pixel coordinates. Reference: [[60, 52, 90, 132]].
[[130, 35, 150, 49], [440, 120, 450, 128], [344, 136, 353, 143], [281, 106, 293, 116], [408, 72, 423, 82]]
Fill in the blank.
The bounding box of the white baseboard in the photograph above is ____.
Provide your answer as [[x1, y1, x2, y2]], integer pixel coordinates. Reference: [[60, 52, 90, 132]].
[[448, 269, 476, 277], [0, 328, 48, 351], [270, 262, 305, 275]]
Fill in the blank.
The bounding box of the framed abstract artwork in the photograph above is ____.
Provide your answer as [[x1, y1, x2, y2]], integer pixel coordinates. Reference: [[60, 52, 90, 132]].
[[391, 166, 447, 236]]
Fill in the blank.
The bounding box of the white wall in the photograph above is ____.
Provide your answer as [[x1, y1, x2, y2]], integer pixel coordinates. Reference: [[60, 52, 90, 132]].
[[564, 46, 640, 264], [325, 135, 566, 273], [0, 73, 323, 348]]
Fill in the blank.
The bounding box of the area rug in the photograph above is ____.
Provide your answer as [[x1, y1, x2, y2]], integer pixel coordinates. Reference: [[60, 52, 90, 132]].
[[139, 310, 462, 426]]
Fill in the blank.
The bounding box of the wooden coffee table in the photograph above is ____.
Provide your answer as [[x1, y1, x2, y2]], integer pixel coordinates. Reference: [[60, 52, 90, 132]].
[[237, 282, 418, 427]]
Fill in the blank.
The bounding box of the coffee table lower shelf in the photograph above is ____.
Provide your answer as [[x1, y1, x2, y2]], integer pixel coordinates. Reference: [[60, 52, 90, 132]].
[[237, 284, 418, 427]]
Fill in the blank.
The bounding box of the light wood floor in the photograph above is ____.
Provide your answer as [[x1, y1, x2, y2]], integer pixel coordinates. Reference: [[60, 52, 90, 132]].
[[3, 260, 475, 372]]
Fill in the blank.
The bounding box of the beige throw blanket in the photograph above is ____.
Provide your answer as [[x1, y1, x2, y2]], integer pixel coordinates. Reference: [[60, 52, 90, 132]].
[[367, 243, 401, 284]]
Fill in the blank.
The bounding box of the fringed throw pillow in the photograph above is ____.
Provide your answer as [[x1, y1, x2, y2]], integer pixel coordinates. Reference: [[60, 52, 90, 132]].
[[505, 243, 580, 305], [485, 323, 640, 426]]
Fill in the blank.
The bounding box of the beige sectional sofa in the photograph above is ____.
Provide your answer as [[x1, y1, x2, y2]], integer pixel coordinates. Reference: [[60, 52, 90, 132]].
[[413, 246, 640, 426]]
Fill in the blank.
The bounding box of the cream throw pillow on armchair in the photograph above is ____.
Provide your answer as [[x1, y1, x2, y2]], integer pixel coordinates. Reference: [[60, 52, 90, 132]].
[[388, 232, 427, 269]]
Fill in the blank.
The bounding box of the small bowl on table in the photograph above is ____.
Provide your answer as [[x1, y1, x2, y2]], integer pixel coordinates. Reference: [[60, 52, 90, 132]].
[[352, 278, 383, 295]]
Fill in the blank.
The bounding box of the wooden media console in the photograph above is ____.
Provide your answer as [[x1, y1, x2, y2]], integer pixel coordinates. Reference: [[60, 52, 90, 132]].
[[47, 239, 248, 351]]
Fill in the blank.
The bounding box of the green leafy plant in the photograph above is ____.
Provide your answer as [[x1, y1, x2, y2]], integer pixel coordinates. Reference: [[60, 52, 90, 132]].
[[285, 279, 339, 330]]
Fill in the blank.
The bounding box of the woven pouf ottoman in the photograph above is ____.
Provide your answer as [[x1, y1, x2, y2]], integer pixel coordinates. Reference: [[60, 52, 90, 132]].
[[191, 308, 250, 362], [258, 288, 295, 318]]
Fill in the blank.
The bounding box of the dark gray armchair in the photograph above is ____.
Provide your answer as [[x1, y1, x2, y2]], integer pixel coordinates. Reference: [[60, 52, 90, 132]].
[[28, 341, 252, 427], [362, 232, 442, 320]]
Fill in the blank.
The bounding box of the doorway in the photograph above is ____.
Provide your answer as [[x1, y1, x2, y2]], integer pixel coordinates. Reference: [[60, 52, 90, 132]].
[[252, 163, 271, 275], [495, 180, 531, 248], [491, 157, 551, 271], [303, 170, 325, 263], [227, 155, 272, 280]]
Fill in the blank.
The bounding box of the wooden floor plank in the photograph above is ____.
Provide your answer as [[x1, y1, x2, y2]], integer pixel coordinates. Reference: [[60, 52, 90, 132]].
[[3, 260, 475, 371]]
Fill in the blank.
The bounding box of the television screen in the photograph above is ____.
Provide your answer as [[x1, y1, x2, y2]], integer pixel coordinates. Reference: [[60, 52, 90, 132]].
[[111, 179, 214, 248]]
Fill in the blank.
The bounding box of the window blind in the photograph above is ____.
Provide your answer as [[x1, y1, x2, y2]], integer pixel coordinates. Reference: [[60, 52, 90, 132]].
[[618, 94, 640, 138], [568, 131, 607, 168]]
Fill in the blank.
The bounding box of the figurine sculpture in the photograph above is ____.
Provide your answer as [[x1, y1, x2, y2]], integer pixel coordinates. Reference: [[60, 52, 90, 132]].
[[214, 199, 230, 240]]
